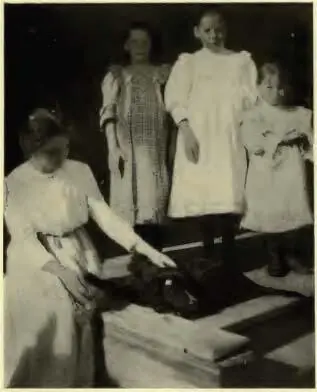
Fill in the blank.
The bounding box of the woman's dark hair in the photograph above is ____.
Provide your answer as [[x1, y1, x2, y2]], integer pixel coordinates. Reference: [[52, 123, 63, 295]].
[[19, 108, 67, 158], [258, 61, 294, 104]]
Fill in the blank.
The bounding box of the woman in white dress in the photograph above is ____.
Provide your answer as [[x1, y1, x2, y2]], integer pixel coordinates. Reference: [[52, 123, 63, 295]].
[[241, 63, 313, 277], [100, 22, 171, 250], [4, 108, 176, 387], [165, 9, 258, 265]]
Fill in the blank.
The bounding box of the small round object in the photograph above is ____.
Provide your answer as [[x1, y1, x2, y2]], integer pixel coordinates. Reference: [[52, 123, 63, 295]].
[[85, 302, 93, 311]]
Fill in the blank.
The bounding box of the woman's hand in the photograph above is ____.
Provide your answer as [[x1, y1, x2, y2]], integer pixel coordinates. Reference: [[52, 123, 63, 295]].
[[58, 268, 96, 306], [148, 249, 177, 268], [134, 241, 177, 269], [43, 260, 93, 306], [179, 121, 200, 163]]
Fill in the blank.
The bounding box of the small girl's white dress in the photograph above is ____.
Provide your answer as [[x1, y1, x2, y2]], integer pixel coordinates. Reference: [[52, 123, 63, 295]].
[[4, 159, 137, 387], [241, 100, 313, 233], [165, 48, 258, 217]]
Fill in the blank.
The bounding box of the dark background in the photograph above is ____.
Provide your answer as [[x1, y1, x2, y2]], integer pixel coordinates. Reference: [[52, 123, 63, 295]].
[[4, 3, 313, 254], [5, 3, 313, 177]]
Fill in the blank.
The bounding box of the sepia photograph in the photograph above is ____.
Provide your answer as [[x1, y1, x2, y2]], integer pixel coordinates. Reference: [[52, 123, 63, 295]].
[[3, 1, 314, 388]]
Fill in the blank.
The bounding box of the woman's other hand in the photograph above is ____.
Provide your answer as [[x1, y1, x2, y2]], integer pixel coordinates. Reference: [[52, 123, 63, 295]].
[[43, 260, 93, 306]]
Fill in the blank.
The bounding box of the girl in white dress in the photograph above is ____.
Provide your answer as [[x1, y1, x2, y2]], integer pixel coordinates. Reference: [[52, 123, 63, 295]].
[[4, 109, 176, 387], [165, 9, 258, 265], [241, 63, 313, 277], [100, 22, 171, 250]]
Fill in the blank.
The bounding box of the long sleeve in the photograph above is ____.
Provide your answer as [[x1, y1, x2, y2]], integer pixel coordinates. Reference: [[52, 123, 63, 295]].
[[99, 69, 120, 129], [88, 197, 137, 252], [5, 185, 55, 272], [239, 52, 258, 111], [83, 165, 138, 251], [165, 54, 193, 125]]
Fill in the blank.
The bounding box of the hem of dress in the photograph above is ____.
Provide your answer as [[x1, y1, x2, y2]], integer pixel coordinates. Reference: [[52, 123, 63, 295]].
[[240, 221, 314, 234], [168, 206, 243, 218]]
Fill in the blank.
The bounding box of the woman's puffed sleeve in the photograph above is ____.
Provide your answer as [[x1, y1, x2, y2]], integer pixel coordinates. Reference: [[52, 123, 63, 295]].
[[5, 182, 55, 271], [99, 67, 121, 129], [239, 52, 258, 111], [165, 53, 193, 125]]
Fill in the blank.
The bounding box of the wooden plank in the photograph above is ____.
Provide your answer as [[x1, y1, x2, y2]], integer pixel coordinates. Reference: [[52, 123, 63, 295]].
[[265, 333, 315, 370], [103, 305, 250, 362], [195, 295, 300, 330]]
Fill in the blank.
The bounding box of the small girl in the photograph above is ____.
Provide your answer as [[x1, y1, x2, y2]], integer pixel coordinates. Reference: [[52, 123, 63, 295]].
[[165, 9, 258, 266], [241, 62, 313, 277]]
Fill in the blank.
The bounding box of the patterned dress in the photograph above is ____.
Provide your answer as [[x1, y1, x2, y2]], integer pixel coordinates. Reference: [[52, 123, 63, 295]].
[[100, 65, 169, 225]]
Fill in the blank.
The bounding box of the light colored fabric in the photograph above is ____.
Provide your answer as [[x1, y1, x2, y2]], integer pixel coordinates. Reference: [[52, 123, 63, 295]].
[[100, 65, 170, 224], [241, 101, 313, 233], [4, 159, 139, 387], [165, 49, 258, 217], [4, 272, 94, 387]]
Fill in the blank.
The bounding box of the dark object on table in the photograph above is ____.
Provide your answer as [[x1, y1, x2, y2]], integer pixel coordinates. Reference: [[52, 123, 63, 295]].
[[127, 254, 200, 318], [88, 253, 268, 319]]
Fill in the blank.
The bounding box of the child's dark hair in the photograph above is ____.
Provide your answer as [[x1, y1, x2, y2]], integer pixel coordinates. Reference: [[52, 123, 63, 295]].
[[195, 7, 227, 31], [123, 21, 161, 63], [258, 61, 294, 104], [124, 21, 154, 43]]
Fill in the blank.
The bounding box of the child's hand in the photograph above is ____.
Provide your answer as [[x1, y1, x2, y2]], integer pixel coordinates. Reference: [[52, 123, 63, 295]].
[[179, 121, 200, 163]]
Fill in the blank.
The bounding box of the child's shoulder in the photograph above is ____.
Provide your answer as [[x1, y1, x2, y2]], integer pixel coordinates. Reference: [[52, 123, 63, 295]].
[[293, 106, 312, 127], [176, 52, 195, 62]]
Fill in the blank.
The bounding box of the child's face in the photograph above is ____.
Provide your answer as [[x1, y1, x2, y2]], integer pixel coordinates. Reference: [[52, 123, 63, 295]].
[[194, 14, 226, 49], [125, 29, 151, 64], [258, 71, 282, 106]]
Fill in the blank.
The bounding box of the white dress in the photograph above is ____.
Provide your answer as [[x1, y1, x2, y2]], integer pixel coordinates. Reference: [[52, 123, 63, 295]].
[[165, 48, 258, 218], [4, 159, 137, 387], [240, 101, 313, 233]]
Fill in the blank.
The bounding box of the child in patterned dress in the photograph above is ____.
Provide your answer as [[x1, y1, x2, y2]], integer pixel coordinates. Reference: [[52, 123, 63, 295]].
[[100, 22, 171, 250], [241, 62, 313, 277]]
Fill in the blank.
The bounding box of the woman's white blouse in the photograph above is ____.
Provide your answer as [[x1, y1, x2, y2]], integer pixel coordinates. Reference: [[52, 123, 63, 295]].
[[5, 160, 137, 272]]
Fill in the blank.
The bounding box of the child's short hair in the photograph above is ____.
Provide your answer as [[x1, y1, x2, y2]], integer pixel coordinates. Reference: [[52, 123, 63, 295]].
[[195, 7, 227, 30], [258, 61, 294, 103]]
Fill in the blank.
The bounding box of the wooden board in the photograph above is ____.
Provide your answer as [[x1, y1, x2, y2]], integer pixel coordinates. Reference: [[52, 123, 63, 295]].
[[101, 254, 313, 387]]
